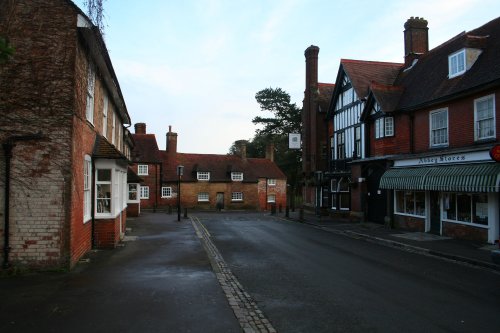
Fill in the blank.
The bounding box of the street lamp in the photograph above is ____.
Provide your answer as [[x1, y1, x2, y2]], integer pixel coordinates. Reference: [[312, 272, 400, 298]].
[[177, 165, 184, 221]]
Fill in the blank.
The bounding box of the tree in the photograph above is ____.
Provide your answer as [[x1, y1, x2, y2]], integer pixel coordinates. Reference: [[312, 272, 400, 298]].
[[84, 0, 106, 35], [230, 87, 303, 202]]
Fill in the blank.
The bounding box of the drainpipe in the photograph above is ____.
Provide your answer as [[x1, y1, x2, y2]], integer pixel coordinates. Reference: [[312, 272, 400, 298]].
[[2, 132, 43, 269]]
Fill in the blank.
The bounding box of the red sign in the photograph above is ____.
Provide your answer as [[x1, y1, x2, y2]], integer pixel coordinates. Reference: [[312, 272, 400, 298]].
[[490, 145, 500, 162]]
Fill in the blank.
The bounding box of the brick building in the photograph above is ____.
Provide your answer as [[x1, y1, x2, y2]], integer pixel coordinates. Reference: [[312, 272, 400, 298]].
[[130, 125, 287, 212], [320, 16, 500, 243], [0, 0, 132, 269]]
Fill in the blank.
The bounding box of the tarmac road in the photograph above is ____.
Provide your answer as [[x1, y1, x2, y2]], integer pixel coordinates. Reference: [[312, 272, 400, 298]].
[[197, 212, 500, 333], [0, 213, 240, 333]]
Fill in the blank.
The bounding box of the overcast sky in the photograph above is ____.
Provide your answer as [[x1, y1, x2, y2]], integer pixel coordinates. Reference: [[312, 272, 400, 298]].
[[74, 0, 500, 154]]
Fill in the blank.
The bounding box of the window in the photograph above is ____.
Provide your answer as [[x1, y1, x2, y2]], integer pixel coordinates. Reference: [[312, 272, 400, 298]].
[[267, 194, 276, 203], [443, 193, 488, 225], [140, 186, 149, 199], [395, 191, 425, 216], [430, 109, 448, 147], [331, 178, 350, 210], [197, 172, 210, 181], [267, 179, 276, 186], [128, 183, 138, 201], [102, 93, 108, 138], [337, 131, 345, 159], [448, 49, 466, 78], [138, 164, 148, 176], [232, 192, 243, 201], [161, 187, 172, 198], [198, 192, 209, 202], [354, 126, 361, 158], [112, 112, 116, 145], [475, 94, 495, 140], [83, 156, 91, 222], [86, 63, 95, 124], [375, 117, 394, 139], [96, 169, 112, 214], [231, 172, 243, 181]]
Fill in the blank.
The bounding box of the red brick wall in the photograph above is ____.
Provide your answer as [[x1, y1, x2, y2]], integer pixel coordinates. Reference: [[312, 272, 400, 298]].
[[131, 163, 161, 209], [371, 114, 412, 156], [0, 0, 79, 269], [94, 209, 126, 249], [443, 222, 487, 243], [394, 215, 425, 231], [127, 203, 140, 217]]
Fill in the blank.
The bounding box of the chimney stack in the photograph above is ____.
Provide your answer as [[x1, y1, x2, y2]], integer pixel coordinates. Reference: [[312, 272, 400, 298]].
[[265, 143, 275, 162], [235, 140, 247, 161], [404, 17, 429, 68], [166, 125, 178, 154], [135, 123, 146, 134]]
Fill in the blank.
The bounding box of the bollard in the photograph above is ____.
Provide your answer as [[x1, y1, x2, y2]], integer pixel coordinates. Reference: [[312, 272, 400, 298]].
[[279, 204, 282, 214], [184, 208, 188, 219], [285, 206, 289, 218], [299, 207, 304, 222]]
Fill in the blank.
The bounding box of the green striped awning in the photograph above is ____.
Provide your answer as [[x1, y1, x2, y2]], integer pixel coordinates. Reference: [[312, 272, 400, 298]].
[[379, 163, 500, 192]]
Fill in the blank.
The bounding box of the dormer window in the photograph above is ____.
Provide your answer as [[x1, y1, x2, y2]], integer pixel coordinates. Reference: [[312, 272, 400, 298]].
[[448, 49, 466, 78], [231, 172, 243, 181], [197, 172, 210, 181]]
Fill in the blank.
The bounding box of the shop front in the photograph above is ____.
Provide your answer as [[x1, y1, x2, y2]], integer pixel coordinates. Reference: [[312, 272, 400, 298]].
[[379, 150, 500, 244]]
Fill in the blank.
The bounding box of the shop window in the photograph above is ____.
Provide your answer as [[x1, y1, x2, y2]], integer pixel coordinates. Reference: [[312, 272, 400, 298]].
[[443, 193, 488, 225], [331, 178, 350, 210], [395, 190, 425, 216]]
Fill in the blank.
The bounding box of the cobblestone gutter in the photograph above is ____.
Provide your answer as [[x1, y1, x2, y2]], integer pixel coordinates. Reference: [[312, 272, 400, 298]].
[[191, 216, 277, 333]]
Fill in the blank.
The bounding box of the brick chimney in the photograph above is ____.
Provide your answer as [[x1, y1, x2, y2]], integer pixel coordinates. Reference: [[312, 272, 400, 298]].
[[135, 122, 146, 134], [404, 17, 429, 68], [235, 140, 247, 161], [303, 45, 320, 173], [265, 143, 275, 162], [166, 125, 177, 154]]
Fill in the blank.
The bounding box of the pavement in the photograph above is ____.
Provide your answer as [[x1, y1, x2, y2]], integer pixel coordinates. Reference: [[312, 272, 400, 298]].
[[282, 208, 500, 273]]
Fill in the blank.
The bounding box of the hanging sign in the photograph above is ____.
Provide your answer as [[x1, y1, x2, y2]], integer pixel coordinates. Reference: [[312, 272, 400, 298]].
[[289, 133, 301, 149], [489, 144, 500, 162]]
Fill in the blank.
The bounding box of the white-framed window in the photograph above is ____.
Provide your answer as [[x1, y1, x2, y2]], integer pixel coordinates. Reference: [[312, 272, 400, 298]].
[[140, 186, 149, 199], [442, 192, 488, 225], [96, 169, 112, 214], [448, 49, 466, 78], [197, 172, 210, 181], [138, 164, 148, 176], [86, 62, 95, 124], [375, 117, 394, 139], [83, 155, 92, 222], [231, 172, 243, 181], [331, 177, 350, 210], [395, 190, 425, 217], [161, 187, 172, 198], [474, 94, 495, 141], [198, 192, 209, 202], [267, 179, 276, 186], [128, 183, 138, 202], [430, 109, 448, 147], [232, 192, 243, 201], [267, 194, 276, 203], [102, 93, 108, 138]]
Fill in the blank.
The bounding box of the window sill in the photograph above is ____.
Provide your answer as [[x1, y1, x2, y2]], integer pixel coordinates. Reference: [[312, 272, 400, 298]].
[[395, 212, 425, 218], [443, 219, 488, 228]]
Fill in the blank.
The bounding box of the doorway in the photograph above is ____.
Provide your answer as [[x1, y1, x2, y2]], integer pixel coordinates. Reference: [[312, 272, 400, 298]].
[[430, 191, 441, 234], [367, 166, 387, 224], [216, 192, 224, 211]]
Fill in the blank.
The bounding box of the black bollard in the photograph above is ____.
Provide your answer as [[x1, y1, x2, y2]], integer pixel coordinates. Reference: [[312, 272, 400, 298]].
[[184, 208, 188, 219], [285, 206, 289, 218], [299, 207, 304, 222]]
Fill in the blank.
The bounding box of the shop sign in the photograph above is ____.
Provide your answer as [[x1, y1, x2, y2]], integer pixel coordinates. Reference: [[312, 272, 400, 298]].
[[394, 150, 490, 167]]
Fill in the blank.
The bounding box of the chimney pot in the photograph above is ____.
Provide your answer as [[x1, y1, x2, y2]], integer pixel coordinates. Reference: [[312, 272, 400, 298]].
[[404, 17, 429, 68]]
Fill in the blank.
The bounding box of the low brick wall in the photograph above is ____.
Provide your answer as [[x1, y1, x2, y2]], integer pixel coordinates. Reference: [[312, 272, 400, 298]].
[[443, 222, 487, 243], [394, 215, 425, 232]]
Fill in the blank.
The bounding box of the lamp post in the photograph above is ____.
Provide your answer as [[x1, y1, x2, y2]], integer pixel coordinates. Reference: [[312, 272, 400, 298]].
[[177, 165, 184, 221], [315, 171, 323, 217]]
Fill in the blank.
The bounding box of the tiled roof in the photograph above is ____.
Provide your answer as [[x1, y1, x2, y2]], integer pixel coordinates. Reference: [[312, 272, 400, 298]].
[[394, 17, 500, 110], [318, 83, 335, 112], [92, 135, 127, 160], [370, 82, 405, 113], [341, 59, 403, 99], [161, 152, 286, 182], [131, 134, 162, 163]]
